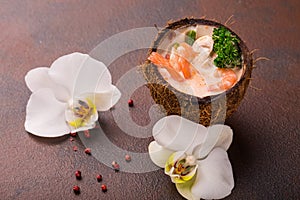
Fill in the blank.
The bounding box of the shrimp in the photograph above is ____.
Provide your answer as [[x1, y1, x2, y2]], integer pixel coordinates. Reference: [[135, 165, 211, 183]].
[[177, 43, 197, 60], [209, 68, 237, 91], [188, 73, 208, 97], [169, 43, 198, 79], [148, 42, 205, 81], [148, 52, 184, 82], [169, 52, 181, 71], [178, 57, 192, 79]]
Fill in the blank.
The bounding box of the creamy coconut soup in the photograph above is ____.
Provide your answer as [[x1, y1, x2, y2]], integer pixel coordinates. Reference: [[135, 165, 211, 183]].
[[148, 25, 244, 98]]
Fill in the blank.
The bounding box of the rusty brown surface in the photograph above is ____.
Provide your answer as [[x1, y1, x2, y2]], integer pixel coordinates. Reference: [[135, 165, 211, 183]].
[[0, 0, 299, 199]]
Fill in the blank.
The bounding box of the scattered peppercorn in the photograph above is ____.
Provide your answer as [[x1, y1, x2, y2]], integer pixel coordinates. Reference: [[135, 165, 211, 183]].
[[125, 154, 131, 162], [101, 184, 107, 192], [165, 53, 170, 59], [128, 99, 134, 107], [73, 185, 80, 194], [84, 148, 91, 155], [69, 137, 74, 142], [113, 163, 120, 172], [96, 174, 102, 182], [84, 130, 90, 138], [70, 132, 77, 137], [111, 161, 120, 172], [73, 146, 78, 152], [75, 170, 82, 180]]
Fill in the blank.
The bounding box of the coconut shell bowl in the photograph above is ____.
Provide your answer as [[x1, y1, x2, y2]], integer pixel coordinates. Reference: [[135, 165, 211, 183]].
[[141, 18, 253, 126]]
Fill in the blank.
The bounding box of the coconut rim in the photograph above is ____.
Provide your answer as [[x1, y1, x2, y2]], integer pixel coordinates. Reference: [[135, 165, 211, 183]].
[[145, 17, 253, 105]]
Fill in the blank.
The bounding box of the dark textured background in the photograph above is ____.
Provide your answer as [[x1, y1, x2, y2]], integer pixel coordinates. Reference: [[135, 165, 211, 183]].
[[1, 0, 299, 199]]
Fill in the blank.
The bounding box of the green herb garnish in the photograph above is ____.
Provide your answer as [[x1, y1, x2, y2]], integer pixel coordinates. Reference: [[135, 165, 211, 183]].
[[212, 27, 242, 68], [185, 30, 196, 46], [173, 42, 180, 49]]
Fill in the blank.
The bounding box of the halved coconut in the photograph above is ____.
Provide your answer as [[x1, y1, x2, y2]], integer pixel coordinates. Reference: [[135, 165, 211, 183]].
[[141, 18, 253, 126]]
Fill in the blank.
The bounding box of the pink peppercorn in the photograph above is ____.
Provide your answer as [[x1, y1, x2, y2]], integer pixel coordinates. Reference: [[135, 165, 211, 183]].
[[96, 174, 102, 182], [70, 132, 77, 137], [125, 154, 131, 162], [73, 185, 80, 194], [113, 163, 120, 172], [165, 54, 170, 59], [84, 130, 90, 138], [128, 99, 134, 107], [73, 146, 78, 152], [84, 148, 91, 155], [75, 170, 82, 180], [101, 184, 107, 192]]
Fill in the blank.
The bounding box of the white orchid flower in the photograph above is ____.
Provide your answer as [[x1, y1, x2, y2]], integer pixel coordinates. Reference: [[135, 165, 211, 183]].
[[148, 115, 234, 200], [24, 52, 121, 137]]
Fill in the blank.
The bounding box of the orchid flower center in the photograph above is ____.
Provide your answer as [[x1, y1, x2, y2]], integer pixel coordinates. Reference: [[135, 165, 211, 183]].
[[165, 152, 198, 184], [66, 98, 97, 129]]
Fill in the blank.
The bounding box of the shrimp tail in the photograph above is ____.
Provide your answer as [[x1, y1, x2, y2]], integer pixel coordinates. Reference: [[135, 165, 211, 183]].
[[148, 52, 172, 68], [148, 52, 184, 82]]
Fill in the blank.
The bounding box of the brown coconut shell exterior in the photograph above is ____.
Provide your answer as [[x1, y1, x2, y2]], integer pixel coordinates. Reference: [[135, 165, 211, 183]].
[[141, 18, 253, 126]]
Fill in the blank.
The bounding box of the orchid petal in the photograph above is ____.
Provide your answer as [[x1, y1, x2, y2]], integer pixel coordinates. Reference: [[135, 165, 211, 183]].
[[25, 67, 70, 102], [195, 124, 233, 159], [148, 141, 174, 168], [70, 123, 96, 133], [94, 86, 121, 111], [209, 124, 233, 151], [176, 176, 197, 200], [152, 115, 208, 154], [48, 52, 112, 97], [191, 148, 234, 199], [25, 88, 70, 137]]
